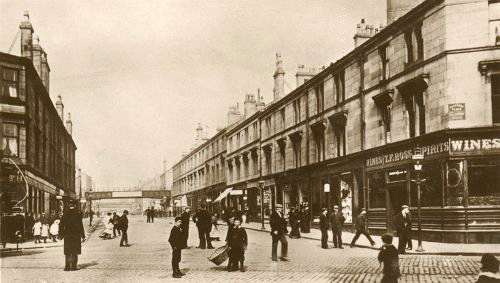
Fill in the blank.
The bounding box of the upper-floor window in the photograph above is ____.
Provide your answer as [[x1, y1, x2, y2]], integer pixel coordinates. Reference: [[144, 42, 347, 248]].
[[244, 127, 249, 144], [415, 25, 424, 60], [2, 123, 19, 156], [334, 71, 345, 104], [379, 44, 390, 81], [236, 133, 241, 148], [315, 84, 324, 114], [492, 74, 500, 123], [293, 98, 301, 124], [405, 24, 424, 65], [253, 122, 258, 140], [265, 116, 272, 137], [1, 68, 19, 98], [280, 108, 286, 130], [404, 31, 414, 64]]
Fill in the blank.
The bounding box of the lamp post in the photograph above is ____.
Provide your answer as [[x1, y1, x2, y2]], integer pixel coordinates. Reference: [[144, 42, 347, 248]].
[[206, 196, 212, 212], [258, 180, 266, 230], [324, 183, 330, 213], [412, 153, 425, 252]]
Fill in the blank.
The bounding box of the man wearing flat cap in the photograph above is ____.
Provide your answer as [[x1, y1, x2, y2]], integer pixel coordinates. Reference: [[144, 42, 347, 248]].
[[395, 205, 412, 254], [270, 204, 288, 261], [319, 208, 329, 249]]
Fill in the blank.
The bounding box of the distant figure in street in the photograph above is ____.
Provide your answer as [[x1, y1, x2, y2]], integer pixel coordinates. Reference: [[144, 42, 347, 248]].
[[227, 218, 248, 272], [25, 213, 35, 239], [301, 205, 311, 233], [244, 208, 250, 224], [210, 212, 220, 241], [225, 215, 236, 270], [319, 208, 329, 249], [378, 233, 400, 283], [89, 210, 94, 226], [395, 205, 412, 254], [192, 204, 214, 249], [59, 200, 85, 271], [330, 205, 346, 249], [41, 219, 50, 243], [112, 212, 121, 237], [169, 217, 185, 278], [32, 219, 42, 244], [151, 208, 155, 223], [477, 254, 500, 283], [350, 209, 375, 248], [288, 208, 301, 239], [145, 207, 151, 223], [180, 207, 191, 249], [270, 204, 288, 261], [50, 219, 60, 242], [119, 210, 129, 247]]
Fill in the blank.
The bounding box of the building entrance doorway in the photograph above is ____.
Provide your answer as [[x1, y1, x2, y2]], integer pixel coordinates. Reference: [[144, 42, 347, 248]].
[[387, 183, 408, 233]]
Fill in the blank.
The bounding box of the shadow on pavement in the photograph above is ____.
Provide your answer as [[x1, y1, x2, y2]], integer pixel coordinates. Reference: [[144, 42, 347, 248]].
[[78, 261, 99, 269], [0, 250, 44, 258]]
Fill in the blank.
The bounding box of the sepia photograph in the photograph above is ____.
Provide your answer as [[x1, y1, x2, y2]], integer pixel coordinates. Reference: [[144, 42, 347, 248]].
[[1, 0, 500, 282]]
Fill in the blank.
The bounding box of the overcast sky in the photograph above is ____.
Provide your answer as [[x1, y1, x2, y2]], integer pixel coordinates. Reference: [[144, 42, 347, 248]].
[[0, 0, 386, 189]]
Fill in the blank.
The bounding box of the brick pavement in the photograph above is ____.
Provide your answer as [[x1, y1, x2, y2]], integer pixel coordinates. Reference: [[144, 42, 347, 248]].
[[0, 216, 483, 282]]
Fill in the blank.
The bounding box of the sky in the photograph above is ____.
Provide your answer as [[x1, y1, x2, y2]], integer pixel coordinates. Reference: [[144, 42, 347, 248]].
[[0, 0, 386, 189]]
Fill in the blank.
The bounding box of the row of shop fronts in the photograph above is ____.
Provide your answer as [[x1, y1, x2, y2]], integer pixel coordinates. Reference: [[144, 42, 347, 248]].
[[173, 127, 500, 243]]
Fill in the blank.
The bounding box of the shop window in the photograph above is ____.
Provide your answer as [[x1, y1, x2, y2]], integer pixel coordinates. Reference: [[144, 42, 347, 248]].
[[468, 159, 500, 206], [340, 174, 354, 223], [445, 161, 465, 206], [368, 172, 386, 208], [1, 68, 19, 98], [492, 74, 500, 123], [410, 163, 443, 207], [2, 123, 19, 156]]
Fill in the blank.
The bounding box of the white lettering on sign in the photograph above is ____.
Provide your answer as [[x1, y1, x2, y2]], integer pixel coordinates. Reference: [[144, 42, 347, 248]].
[[451, 139, 500, 152]]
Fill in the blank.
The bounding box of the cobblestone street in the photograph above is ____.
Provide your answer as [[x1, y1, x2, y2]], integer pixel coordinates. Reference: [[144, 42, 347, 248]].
[[0, 216, 481, 282]]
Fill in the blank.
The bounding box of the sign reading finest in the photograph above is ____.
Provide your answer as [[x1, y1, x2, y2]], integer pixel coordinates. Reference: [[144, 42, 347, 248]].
[[448, 103, 466, 120]]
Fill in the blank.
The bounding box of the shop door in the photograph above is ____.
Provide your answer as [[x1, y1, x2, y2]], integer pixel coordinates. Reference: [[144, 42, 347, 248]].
[[387, 183, 407, 233]]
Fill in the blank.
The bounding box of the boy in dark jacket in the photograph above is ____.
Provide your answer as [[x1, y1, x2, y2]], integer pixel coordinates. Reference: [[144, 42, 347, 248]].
[[119, 210, 129, 247], [169, 217, 185, 278], [476, 254, 500, 283], [377, 233, 400, 283], [227, 218, 248, 272]]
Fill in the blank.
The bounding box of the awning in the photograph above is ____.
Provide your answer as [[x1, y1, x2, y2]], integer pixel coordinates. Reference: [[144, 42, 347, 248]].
[[212, 187, 233, 203]]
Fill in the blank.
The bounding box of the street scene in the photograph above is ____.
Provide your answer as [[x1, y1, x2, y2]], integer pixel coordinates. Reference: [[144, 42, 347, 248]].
[[1, 0, 500, 282]]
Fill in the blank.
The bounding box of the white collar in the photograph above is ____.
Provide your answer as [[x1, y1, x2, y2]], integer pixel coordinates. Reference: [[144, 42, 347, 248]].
[[478, 271, 500, 279]]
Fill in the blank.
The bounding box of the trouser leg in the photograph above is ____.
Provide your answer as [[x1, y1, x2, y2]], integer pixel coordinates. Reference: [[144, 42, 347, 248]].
[[65, 254, 71, 270], [172, 248, 181, 274], [280, 234, 288, 258], [332, 229, 338, 247], [407, 230, 413, 249], [271, 236, 278, 260], [321, 230, 328, 248], [363, 231, 375, 245], [206, 231, 213, 248], [337, 230, 343, 247], [198, 229, 205, 248], [351, 230, 361, 246]]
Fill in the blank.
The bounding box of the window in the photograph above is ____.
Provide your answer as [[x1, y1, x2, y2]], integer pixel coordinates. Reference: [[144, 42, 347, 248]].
[[243, 155, 249, 178], [404, 30, 414, 64], [415, 25, 424, 60], [251, 150, 258, 175], [264, 147, 272, 175], [379, 44, 390, 80], [292, 138, 301, 168], [468, 159, 500, 205], [405, 94, 425, 137], [492, 74, 500, 123], [265, 116, 272, 137], [293, 99, 301, 124], [278, 139, 286, 171], [228, 137, 232, 152], [236, 133, 241, 148], [410, 163, 443, 207], [334, 71, 345, 104], [368, 172, 386, 208], [252, 122, 258, 140], [280, 108, 285, 130], [335, 126, 346, 157], [235, 158, 241, 180], [244, 127, 249, 144], [2, 123, 19, 156], [1, 68, 19, 98], [315, 84, 324, 113]]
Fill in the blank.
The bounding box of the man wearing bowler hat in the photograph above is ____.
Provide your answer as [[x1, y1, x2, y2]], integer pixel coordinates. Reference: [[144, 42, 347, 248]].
[[59, 200, 85, 271], [270, 204, 288, 261], [395, 205, 412, 254]]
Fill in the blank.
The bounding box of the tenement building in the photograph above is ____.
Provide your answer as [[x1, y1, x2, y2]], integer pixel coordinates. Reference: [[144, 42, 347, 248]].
[[1, 12, 77, 218], [171, 0, 500, 243]]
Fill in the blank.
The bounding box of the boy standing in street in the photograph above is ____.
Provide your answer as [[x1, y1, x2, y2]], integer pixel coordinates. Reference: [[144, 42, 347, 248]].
[[169, 217, 185, 278], [227, 218, 248, 272], [377, 233, 400, 283]]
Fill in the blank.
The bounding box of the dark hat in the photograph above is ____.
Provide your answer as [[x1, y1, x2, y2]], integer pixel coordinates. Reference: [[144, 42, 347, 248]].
[[381, 233, 393, 244], [481, 254, 500, 272], [174, 216, 182, 222]]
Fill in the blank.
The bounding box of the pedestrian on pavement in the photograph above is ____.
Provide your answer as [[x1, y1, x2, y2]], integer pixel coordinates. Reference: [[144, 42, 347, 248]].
[[192, 203, 214, 249], [151, 208, 155, 223], [169, 216, 186, 278], [244, 208, 250, 224], [288, 208, 301, 239], [227, 218, 248, 272], [395, 205, 412, 254], [377, 233, 400, 283], [59, 200, 86, 271], [49, 219, 60, 242], [301, 205, 311, 233], [145, 207, 151, 223], [112, 212, 121, 237], [210, 212, 220, 241], [119, 210, 129, 247], [89, 210, 94, 226], [32, 218, 42, 244], [477, 254, 500, 283], [180, 206, 191, 249], [330, 205, 346, 249], [270, 204, 288, 261], [350, 209, 375, 248], [25, 213, 35, 239], [319, 208, 329, 249], [41, 219, 50, 244]]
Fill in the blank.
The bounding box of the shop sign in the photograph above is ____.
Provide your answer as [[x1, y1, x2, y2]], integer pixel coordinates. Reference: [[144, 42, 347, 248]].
[[450, 138, 500, 154], [230, 189, 244, 195], [366, 141, 449, 168], [388, 170, 407, 182], [448, 103, 466, 120]]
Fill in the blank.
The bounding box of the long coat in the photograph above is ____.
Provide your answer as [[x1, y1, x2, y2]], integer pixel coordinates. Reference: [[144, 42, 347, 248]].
[[59, 210, 85, 255], [192, 209, 211, 232], [394, 212, 412, 235], [270, 211, 287, 236], [319, 213, 330, 231], [180, 211, 190, 231]]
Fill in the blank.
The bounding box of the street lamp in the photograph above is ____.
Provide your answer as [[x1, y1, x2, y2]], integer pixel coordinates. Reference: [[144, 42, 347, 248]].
[[206, 196, 212, 212], [258, 180, 266, 230], [323, 183, 330, 213], [412, 152, 425, 252]]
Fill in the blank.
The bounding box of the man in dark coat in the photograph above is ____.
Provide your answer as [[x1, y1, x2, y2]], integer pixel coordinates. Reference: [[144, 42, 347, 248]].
[[288, 208, 301, 239], [180, 207, 191, 249], [395, 205, 412, 254], [169, 217, 185, 278], [119, 210, 129, 247], [319, 208, 329, 249], [192, 204, 213, 249], [350, 209, 375, 247], [330, 205, 346, 248], [112, 212, 121, 237], [270, 204, 288, 261], [151, 208, 155, 223], [227, 218, 248, 272], [145, 207, 151, 223], [59, 200, 85, 271], [301, 205, 311, 233]]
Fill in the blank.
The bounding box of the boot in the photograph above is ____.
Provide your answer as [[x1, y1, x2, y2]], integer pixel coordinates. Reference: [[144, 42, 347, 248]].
[[240, 261, 245, 272], [64, 255, 71, 271], [71, 255, 78, 270]]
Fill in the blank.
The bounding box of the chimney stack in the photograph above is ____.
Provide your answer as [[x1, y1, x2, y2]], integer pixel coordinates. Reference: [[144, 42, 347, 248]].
[[227, 104, 242, 126], [56, 95, 64, 121], [65, 112, 73, 135], [41, 51, 50, 93], [296, 65, 322, 87], [195, 123, 204, 145], [273, 52, 285, 101], [387, 0, 425, 24], [244, 94, 257, 117], [19, 11, 33, 59], [353, 19, 382, 48], [256, 88, 265, 111], [32, 35, 43, 77]]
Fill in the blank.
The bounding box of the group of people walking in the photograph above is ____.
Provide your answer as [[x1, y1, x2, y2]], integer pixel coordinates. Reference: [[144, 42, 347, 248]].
[[100, 211, 129, 247], [26, 213, 61, 244]]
